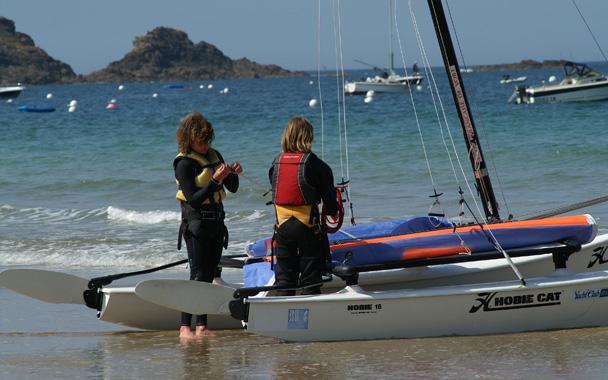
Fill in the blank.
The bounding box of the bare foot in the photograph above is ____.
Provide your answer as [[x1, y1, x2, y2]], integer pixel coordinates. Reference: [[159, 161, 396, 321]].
[[195, 325, 217, 337], [179, 325, 197, 340]]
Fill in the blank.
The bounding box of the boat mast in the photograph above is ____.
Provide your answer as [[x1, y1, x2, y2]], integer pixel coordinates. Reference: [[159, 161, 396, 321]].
[[426, 0, 501, 221], [388, 0, 394, 74]]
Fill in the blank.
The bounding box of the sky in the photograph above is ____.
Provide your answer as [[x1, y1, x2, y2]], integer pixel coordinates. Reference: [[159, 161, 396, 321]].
[[3, 0, 608, 75]]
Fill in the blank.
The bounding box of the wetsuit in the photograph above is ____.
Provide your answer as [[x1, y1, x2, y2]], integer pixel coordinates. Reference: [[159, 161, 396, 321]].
[[269, 152, 338, 296], [174, 149, 238, 327]]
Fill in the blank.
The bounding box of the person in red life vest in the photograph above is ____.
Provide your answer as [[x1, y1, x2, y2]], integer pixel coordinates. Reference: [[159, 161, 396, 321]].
[[269, 116, 339, 296], [174, 111, 242, 339]]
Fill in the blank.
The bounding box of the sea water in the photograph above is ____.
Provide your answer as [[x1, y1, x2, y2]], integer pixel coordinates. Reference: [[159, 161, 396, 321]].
[[1, 67, 608, 378]]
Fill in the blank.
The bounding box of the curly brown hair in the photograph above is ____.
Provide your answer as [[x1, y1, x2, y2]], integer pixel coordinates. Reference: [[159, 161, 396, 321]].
[[175, 112, 215, 153]]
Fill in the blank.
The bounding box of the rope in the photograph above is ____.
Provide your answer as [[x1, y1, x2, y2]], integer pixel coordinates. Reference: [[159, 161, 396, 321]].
[[331, 0, 345, 180], [444, 0, 512, 218], [317, 0, 326, 159], [330, 0, 355, 225], [410, 1, 524, 283], [393, 0, 468, 252], [570, 0, 608, 64]]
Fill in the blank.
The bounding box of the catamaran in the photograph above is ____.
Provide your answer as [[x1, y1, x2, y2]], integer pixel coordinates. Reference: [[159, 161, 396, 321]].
[[132, 0, 608, 341]]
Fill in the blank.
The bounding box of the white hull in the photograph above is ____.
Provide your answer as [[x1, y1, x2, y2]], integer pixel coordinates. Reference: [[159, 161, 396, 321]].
[[510, 80, 608, 104], [100, 234, 608, 330], [99, 286, 242, 330], [344, 76, 423, 95], [0, 85, 24, 99], [500, 76, 527, 84], [246, 270, 608, 342]]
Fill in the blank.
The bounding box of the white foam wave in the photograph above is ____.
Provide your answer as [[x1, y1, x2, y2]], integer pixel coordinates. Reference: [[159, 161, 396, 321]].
[[107, 206, 180, 224], [0, 204, 106, 223], [225, 209, 267, 222]]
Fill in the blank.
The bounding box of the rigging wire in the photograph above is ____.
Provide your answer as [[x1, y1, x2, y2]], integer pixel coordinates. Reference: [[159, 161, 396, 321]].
[[393, 0, 469, 252], [570, 0, 608, 64], [444, 0, 512, 218], [410, 0, 524, 283], [317, 0, 326, 159], [332, 0, 356, 225], [392, 0, 438, 197], [331, 0, 345, 180], [408, 0, 473, 221]]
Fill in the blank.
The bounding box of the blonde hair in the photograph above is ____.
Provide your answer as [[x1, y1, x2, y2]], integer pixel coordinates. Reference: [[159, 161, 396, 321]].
[[281, 117, 313, 153], [175, 112, 215, 153]]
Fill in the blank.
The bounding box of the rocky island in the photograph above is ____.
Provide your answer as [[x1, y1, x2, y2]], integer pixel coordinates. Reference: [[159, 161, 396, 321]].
[[473, 59, 569, 72], [0, 16, 303, 84], [0, 16, 77, 84], [83, 27, 303, 83]]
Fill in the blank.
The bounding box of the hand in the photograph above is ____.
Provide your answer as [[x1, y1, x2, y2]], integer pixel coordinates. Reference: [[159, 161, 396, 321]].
[[229, 162, 243, 174], [212, 164, 230, 182]]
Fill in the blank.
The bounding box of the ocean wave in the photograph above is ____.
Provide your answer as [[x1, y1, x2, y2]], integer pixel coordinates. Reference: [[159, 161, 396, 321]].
[[0, 236, 248, 269], [0, 204, 107, 223], [107, 206, 180, 224], [0, 237, 182, 268], [225, 209, 267, 223]]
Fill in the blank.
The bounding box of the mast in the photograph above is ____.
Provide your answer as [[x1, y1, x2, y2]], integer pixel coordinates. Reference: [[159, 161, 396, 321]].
[[388, 0, 395, 74], [426, 0, 501, 221]]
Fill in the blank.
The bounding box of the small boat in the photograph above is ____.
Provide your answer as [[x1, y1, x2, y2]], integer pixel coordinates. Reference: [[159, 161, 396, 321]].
[[500, 75, 527, 84], [163, 84, 185, 89], [0, 85, 25, 99], [17, 105, 55, 113], [344, 73, 424, 95], [509, 62, 608, 104], [344, 2, 423, 95]]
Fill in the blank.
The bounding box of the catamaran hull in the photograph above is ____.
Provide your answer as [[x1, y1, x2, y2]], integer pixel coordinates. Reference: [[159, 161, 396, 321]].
[[97, 234, 608, 330], [99, 287, 242, 330], [246, 270, 608, 342]]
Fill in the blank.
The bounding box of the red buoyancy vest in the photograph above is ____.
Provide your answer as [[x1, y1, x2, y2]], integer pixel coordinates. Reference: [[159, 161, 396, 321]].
[[271, 152, 320, 206]]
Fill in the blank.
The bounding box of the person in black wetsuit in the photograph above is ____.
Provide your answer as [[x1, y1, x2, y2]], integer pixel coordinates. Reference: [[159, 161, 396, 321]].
[[269, 116, 339, 296], [173, 111, 242, 339]]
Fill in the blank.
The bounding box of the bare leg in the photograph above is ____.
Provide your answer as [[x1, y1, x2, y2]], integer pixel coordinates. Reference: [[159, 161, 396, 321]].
[[179, 325, 197, 340], [195, 325, 217, 337]]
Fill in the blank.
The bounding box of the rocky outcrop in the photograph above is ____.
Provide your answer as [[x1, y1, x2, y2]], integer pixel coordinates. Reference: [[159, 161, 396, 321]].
[[84, 27, 303, 82], [474, 59, 568, 72], [0, 16, 77, 84]]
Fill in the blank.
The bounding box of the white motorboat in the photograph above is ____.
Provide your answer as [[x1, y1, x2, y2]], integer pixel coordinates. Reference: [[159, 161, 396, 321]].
[[344, 73, 423, 95], [500, 75, 527, 84], [0, 85, 24, 99], [509, 62, 608, 104]]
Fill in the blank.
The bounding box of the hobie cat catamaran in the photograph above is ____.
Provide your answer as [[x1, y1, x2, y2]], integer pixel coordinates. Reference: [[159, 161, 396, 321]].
[[2, 0, 608, 334], [134, 0, 608, 341]]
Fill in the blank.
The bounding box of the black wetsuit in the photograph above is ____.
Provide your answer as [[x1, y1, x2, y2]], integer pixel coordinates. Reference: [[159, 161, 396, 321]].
[[174, 150, 238, 326], [268, 152, 338, 296]]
